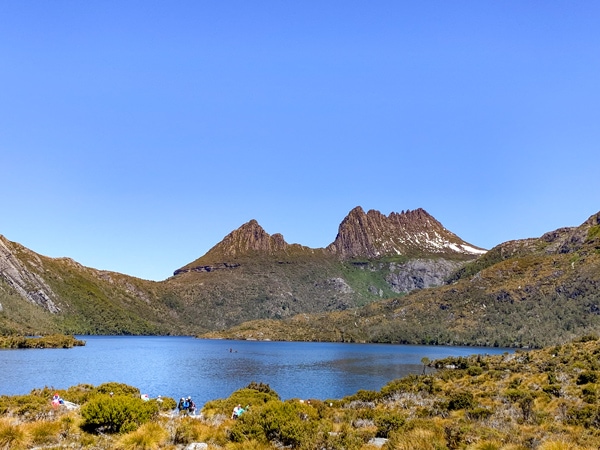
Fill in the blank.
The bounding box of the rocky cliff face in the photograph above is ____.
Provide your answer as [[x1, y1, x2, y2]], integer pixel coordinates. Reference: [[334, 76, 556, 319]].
[[326, 207, 486, 259], [386, 258, 465, 293], [0, 235, 60, 313]]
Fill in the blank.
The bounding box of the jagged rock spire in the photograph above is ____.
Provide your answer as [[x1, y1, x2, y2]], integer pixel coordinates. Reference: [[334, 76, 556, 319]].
[[327, 206, 486, 259]]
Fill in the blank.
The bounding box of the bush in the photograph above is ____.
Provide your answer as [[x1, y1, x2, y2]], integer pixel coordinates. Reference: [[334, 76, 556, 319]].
[[344, 389, 382, 403], [374, 411, 405, 438], [230, 400, 319, 448], [447, 391, 475, 411], [80, 394, 158, 434], [202, 386, 280, 418], [0, 393, 51, 420], [95, 382, 141, 397], [577, 371, 598, 385], [246, 381, 280, 397]]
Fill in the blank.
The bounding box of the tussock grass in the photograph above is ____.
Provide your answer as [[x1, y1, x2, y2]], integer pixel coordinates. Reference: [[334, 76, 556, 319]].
[[116, 422, 169, 450]]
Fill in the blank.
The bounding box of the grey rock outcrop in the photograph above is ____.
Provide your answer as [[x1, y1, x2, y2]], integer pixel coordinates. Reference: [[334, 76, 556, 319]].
[[0, 235, 60, 313], [386, 258, 464, 293]]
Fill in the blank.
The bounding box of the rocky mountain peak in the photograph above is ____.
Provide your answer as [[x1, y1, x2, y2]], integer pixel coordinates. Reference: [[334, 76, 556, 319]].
[[205, 219, 289, 259], [326, 207, 486, 259]]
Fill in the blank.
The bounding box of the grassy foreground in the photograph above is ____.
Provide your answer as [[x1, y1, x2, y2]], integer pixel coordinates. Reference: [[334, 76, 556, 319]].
[[3, 337, 600, 449]]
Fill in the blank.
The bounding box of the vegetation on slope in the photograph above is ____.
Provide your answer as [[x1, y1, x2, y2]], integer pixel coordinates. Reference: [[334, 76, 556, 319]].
[[0, 334, 85, 349], [5, 337, 600, 448]]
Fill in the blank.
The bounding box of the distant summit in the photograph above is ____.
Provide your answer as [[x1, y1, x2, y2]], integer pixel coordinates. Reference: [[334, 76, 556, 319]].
[[174, 206, 485, 275], [327, 207, 486, 260]]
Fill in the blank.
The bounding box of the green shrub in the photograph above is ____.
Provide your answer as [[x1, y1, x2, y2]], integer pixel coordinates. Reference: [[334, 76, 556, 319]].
[[1, 393, 50, 420], [542, 384, 561, 397], [80, 394, 158, 434], [202, 386, 280, 418], [374, 411, 406, 438], [447, 391, 475, 411], [344, 389, 382, 403], [230, 400, 319, 448], [467, 366, 483, 376], [577, 371, 598, 385], [466, 407, 493, 421], [582, 384, 597, 403], [245, 381, 280, 397], [95, 382, 141, 397], [566, 404, 600, 428]]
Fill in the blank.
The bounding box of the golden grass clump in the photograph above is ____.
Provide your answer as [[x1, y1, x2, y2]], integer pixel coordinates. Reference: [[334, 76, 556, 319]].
[[0, 418, 28, 450], [384, 427, 446, 450], [23, 419, 61, 445], [116, 421, 169, 450]]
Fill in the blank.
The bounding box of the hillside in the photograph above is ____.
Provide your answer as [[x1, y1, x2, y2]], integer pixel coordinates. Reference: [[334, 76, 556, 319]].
[[203, 211, 600, 348], [0, 207, 483, 335], [0, 235, 185, 335]]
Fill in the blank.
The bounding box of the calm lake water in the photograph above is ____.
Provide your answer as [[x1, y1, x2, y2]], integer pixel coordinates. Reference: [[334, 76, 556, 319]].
[[0, 336, 510, 407]]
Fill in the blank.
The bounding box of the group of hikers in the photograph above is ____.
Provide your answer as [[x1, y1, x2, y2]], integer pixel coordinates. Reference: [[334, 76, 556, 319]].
[[51, 392, 248, 419], [177, 396, 197, 415]]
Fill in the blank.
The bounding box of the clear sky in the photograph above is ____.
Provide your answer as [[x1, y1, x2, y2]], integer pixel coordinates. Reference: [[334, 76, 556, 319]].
[[1, 2, 599, 281]]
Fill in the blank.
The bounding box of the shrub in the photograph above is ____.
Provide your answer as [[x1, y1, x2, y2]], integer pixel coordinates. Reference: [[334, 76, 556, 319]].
[[246, 381, 279, 397], [80, 394, 158, 434], [447, 391, 475, 411], [95, 382, 141, 397], [467, 366, 484, 376], [374, 411, 405, 438], [466, 407, 493, 421], [230, 399, 319, 448], [577, 371, 598, 385], [542, 384, 561, 397], [1, 393, 50, 420], [202, 387, 279, 418], [344, 389, 382, 403]]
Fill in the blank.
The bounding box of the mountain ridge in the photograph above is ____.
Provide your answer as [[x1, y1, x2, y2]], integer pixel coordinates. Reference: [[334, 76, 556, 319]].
[[175, 206, 484, 276], [3, 206, 599, 347]]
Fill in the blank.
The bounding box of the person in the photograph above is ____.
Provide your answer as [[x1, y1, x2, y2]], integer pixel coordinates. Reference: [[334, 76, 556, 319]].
[[51, 393, 64, 409], [178, 397, 186, 414], [237, 404, 249, 417], [187, 396, 196, 415], [231, 404, 242, 419]]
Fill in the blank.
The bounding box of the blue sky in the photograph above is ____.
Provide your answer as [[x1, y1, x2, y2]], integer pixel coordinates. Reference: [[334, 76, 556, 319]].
[[1, 2, 599, 281]]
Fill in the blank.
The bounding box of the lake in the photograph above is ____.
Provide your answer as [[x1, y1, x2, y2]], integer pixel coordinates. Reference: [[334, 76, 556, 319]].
[[0, 336, 510, 407]]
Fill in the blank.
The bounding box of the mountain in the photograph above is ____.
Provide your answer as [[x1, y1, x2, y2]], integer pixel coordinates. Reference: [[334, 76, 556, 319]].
[[204, 211, 600, 348], [327, 207, 486, 259], [0, 207, 483, 335]]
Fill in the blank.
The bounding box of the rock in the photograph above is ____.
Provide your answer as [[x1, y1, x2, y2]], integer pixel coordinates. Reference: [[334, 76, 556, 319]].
[[184, 443, 208, 450]]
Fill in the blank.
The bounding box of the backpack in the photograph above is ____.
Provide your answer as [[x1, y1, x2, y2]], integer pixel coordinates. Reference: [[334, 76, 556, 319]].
[[183, 400, 190, 408]]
